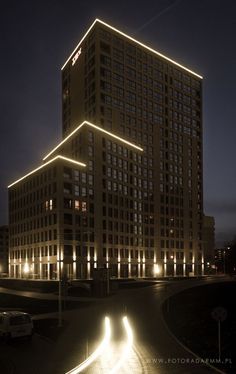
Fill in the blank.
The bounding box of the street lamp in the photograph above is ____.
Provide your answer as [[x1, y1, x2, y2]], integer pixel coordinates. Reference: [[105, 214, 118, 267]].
[[224, 247, 230, 274], [223, 251, 226, 274], [223, 247, 230, 275], [58, 242, 62, 327]]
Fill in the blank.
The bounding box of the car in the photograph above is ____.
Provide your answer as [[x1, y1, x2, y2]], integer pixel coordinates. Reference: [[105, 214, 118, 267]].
[[0, 311, 34, 340]]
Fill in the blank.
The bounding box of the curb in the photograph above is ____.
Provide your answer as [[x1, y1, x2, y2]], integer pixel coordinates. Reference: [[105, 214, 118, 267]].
[[160, 293, 226, 374]]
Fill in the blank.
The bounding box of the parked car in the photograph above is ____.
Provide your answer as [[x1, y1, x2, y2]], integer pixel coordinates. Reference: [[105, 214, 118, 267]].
[[0, 311, 34, 340]]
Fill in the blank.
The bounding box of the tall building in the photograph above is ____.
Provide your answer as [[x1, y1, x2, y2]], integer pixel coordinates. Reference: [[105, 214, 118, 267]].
[[8, 19, 204, 279], [0, 225, 9, 275]]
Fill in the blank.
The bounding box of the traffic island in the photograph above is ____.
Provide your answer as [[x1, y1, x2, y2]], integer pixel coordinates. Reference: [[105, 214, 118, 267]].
[[162, 281, 236, 372]]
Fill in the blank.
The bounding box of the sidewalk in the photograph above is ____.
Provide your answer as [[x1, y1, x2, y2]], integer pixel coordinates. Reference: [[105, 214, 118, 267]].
[[0, 286, 98, 302]]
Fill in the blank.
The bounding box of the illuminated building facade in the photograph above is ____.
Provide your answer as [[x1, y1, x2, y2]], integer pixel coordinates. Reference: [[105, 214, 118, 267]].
[[0, 225, 8, 274], [8, 19, 204, 279]]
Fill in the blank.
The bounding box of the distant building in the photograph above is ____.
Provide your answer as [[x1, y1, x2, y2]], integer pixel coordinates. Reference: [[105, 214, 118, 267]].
[[215, 245, 231, 273], [215, 248, 224, 262], [0, 225, 9, 274], [8, 19, 204, 279]]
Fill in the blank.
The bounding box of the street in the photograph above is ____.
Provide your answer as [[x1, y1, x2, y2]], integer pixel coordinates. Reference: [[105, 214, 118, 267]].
[[0, 277, 229, 374]]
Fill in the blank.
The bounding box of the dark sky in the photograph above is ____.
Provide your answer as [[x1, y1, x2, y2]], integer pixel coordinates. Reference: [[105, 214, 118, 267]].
[[1, 0, 236, 245]]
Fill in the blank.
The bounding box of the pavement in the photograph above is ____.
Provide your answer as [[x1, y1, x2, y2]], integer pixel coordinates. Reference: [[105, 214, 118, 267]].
[[0, 286, 98, 302]]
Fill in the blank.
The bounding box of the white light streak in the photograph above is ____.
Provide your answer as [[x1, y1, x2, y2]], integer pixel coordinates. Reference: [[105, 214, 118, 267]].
[[62, 18, 203, 79], [43, 123, 84, 160], [43, 120, 143, 161], [8, 155, 86, 188], [87, 121, 143, 151], [56, 155, 86, 167], [65, 316, 111, 374], [110, 316, 133, 373]]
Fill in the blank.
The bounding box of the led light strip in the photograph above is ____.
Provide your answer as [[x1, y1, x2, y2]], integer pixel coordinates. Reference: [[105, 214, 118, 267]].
[[8, 155, 86, 188], [110, 316, 133, 373], [62, 19, 97, 70], [87, 121, 143, 151], [43, 120, 143, 161], [62, 18, 203, 79], [65, 316, 111, 374]]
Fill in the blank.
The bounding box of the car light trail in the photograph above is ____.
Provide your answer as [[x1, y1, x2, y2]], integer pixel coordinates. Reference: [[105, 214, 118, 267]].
[[65, 316, 111, 374], [110, 316, 134, 373]]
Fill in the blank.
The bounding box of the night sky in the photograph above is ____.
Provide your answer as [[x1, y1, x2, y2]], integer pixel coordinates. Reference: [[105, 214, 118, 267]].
[[1, 0, 236, 245]]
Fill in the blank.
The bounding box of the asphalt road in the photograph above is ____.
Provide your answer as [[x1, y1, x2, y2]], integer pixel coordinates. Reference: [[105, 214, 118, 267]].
[[0, 277, 229, 374]]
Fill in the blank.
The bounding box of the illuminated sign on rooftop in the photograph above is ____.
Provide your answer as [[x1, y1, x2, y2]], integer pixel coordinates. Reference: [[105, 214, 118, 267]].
[[72, 47, 82, 66], [62, 19, 203, 79]]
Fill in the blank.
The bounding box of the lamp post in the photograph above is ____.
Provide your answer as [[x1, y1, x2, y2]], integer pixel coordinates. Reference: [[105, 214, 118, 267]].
[[58, 234, 62, 328], [223, 250, 226, 274], [58, 252, 62, 327], [223, 247, 230, 275]]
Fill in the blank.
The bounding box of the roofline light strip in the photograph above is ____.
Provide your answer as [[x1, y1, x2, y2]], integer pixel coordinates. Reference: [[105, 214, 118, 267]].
[[43, 122, 85, 161], [61, 19, 97, 70], [86, 121, 143, 151], [43, 120, 143, 161], [56, 155, 86, 167], [62, 18, 203, 79], [8, 155, 86, 188]]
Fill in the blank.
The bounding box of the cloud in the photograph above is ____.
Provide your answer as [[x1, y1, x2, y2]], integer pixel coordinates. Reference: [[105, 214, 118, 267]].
[[205, 200, 236, 215]]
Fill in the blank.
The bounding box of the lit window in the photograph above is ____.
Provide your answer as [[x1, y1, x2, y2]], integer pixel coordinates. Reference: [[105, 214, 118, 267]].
[[82, 202, 87, 212], [64, 198, 72, 209], [75, 200, 80, 210]]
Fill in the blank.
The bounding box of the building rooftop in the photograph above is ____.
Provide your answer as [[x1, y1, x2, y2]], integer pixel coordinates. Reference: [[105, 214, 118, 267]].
[[43, 120, 143, 161], [8, 155, 86, 188], [62, 18, 203, 79]]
